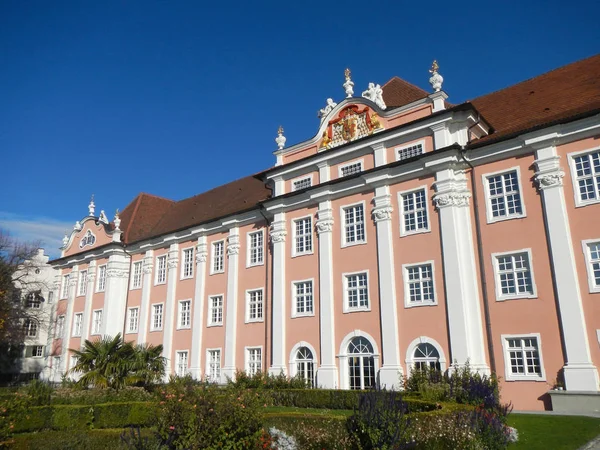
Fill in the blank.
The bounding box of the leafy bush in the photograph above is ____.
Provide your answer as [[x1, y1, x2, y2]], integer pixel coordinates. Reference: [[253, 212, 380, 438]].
[[51, 387, 154, 405], [13, 429, 146, 450], [24, 379, 53, 406], [227, 370, 310, 390], [264, 414, 351, 450]]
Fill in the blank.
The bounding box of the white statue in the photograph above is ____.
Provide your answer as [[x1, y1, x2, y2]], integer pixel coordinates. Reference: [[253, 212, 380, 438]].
[[88, 194, 95, 216], [74, 221, 82, 231], [362, 83, 387, 110], [318, 98, 337, 121], [62, 233, 69, 248], [99, 210, 109, 224], [275, 125, 286, 150], [429, 60, 443, 92], [114, 209, 121, 230], [343, 68, 354, 98]]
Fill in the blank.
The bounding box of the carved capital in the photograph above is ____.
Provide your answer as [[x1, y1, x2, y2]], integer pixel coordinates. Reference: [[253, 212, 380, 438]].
[[107, 269, 129, 278], [315, 218, 334, 234], [433, 192, 471, 209], [227, 235, 240, 256], [269, 221, 287, 244], [68, 274, 78, 287], [535, 171, 564, 191], [196, 242, 208, 263], [372, 206, 393, 222], [142, 256, 153, 274]]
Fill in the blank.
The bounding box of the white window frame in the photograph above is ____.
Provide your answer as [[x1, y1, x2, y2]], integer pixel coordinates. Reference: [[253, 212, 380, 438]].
[[338, 159, 364, 178], [180, 247, 195, 280], [155, 255, 167, 285], [582, 239, 600, 293], [288, 341, 317, 387], [568, 147, 600, 208], [206, 348, 222, 383], [291, 175, 313, 192], [61, 274, 70, 299], [245, 288, 264, 323], [340, 201, 367, 248], [178, 299, 192, 329], [342, 270, 370, 313], [292, 215, 314, 257], [207, 294, 224, 327], [404, 336, 447, 377], [245, 346, 263, 376], [402, 260, 437, 308], [130, 261, 143, 290], [91, 309, 103, 335], [175, 350, 189, 377], [397, 186, 431, 236], [56, 315, 65, 338], [32, 345, 44, 358], [501, 333, 546, 382], [72, 313, 83, 337], [151, 303, 164, 331], [211, 240, 225, 274], [96, 265, 107, 292], [246, 230, 265, 267], [126, 307, 139, 334], [338, 330, 380, 390], [291, 278, 315, 318], [395, 139, 425, 161], [78, 270, 87, 297], [24, 319, 39, 338], [492, 248, 537, 301], [482, 167, 527, 224]]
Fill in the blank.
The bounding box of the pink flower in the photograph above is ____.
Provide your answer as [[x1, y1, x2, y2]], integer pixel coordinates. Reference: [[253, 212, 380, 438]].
[[169, 426, 175, 430]]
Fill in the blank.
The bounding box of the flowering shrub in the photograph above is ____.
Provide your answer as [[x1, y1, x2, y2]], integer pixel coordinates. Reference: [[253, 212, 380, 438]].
[[227, 370, 310, 390], [268, 427, 298, 450]]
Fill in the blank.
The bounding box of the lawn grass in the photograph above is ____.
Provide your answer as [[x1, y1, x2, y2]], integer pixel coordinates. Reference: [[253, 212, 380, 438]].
[[263, 405, 353, 417], [508, 414, 600, 450]]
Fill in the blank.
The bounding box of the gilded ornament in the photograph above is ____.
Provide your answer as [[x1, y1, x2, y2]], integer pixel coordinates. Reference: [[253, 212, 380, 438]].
[[369, 112, 383, 131], [320, 130, 332, 149]]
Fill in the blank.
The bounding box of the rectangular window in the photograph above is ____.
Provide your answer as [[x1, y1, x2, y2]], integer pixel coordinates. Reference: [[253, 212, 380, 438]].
[[248, 231, 264, 266], [343, 204, 365, 245], [400, 189, 429, 235], [156, 256, 167, 285], [175, 351, 188, 377], [293, 217, 312, 255], [47, 291, 54, 304], [396, 142, 424, 161], [32, 345, 44, 357], [405, 263, 435, 306], [97, 265, 107, 292], [339, 161, 363, 177], [293, 281, 313, 316], [246, 347, 262, 376], [345, 272, 369, 311], [127, 308, 139, 333], [92, 310, 103, 335], [178, 300, 191, 328], [212, 241, 225, 273], [26, 292, 41, 309], [56, 315, 65, 338], [292, 176, 312, 191], [73, 313, 83, 337], [207, 349, 221, 383], [181, 248, 194, 279], [151, 304, 164, 331], [78, 270, 87, 296], [131, 261, 143, 289], [246, 289, 264, 322], [503, 335, 544, 381], [208, 295, 223, 326], [61, 274, 70, 299], [486, 170, 524, 221], [584, 241, 600, 293], [494, 251, 535, 299], [24, 319, 38, 337], [573, 150, 600, 204]]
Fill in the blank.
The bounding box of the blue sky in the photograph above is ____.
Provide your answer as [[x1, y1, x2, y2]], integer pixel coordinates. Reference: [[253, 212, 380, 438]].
[[1, 1, 598, 256]]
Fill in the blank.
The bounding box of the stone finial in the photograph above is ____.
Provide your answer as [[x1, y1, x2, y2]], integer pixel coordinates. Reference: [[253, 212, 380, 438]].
[[429, 60, 443, 92], [343, 68, 354, 98], [318, 98, 337, 122], [114, 209, 121, 230], [275, 125, 286, 150], [74, 221, 82, 231], [98, 210, 108, 224], [361, 83, 386, 110], [62, 232, 69, 248], [88, 194, 95, 216]]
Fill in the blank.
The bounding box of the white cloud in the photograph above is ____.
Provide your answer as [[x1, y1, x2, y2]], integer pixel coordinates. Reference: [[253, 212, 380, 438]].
[[0, 212, 73, 258]]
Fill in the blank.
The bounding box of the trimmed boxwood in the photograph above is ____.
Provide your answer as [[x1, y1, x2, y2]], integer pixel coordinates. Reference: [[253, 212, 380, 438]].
[[11, 428, 158, 450], [92, 402, 155, 429]]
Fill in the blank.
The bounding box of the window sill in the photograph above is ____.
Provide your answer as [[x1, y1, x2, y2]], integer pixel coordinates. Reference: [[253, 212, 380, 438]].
[[149, 329, 163, 333], [400, 228, 431, 238], [209, 271, 225, 276], [176, 326, 192, 331], [292, 251, 314, 258], [343, 307, 371, 314], [496, 294, 537, 302], [405, 301, 437, 309], [207, 323, 223, 328], [574, 198, 600, 208], [341, 240, 367, 249], [487, 214, 527, 225], [246, 262, 265, 269], [245, 318, 264, 324], [129, 286, 142, 291], [154, 282, 167, 287], [180, 276, 194, 281], [291, 312, 315, 319], [505, 376, 546, 382], [125, 330, 138, 335]]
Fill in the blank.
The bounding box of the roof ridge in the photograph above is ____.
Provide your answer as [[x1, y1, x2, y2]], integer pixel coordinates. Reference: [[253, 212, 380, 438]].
[[138, 192, 175, 202], [383, 75, 428, 94]]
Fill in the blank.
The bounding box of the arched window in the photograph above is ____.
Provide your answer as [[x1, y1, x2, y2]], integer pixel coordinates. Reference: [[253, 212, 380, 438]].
[[348, 337, 375, 390], [23, 319, 38, 338], [413, 343, 441, 371], [295, 347, 315, 387]]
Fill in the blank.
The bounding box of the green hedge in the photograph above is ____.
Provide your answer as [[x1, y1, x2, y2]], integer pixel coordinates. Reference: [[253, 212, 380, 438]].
[[13, 402, 155, 433], [11, 428, 158, 450]]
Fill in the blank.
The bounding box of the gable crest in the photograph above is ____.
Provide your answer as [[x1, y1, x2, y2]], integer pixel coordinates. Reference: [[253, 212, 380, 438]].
[[319, 105, 384, 151], [79, 229, 96, 249]]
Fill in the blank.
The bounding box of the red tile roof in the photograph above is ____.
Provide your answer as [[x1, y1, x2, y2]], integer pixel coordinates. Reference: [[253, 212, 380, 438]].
[[382, 76, 430, 108]]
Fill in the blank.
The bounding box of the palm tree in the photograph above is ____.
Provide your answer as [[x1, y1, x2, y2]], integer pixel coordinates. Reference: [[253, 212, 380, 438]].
[[127, 343, 166, 387]]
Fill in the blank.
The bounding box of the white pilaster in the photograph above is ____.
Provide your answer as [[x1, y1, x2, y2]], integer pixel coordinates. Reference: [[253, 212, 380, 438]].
[[222, 228, 240, 382], [430, 122, 451, 149], [269, 214, 287, 375], [137, 250, 154, 344], [162, 244, 179, 378], [80, 261, 96, 340], [61, 266, 78, 375], [317, 161, 330, 183], [434, 168, 489, 374], [372, 187, 403, 388], [372, 142, 387, 167], [190, 236, 208, 379], [534, 146, 599, 391], [103, 253, 130, 337], [315, 202, 338, 388]]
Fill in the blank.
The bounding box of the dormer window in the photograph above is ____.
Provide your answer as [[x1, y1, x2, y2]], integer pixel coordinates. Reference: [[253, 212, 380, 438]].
[[339, 161, 363, 178], [292, 176, 312, 192]]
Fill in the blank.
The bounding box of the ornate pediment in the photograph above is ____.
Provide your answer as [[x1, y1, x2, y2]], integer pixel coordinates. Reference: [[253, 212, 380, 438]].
[[319, 105, 384, 151]]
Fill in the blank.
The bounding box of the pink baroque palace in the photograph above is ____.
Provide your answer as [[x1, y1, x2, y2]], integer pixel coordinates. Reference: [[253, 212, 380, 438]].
[[48, 56, 600, 411]]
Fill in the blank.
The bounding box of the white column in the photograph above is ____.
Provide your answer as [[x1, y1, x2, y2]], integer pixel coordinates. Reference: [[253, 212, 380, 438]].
[[222, 228, 240, 382], [80, 261, 96, 340], [372, 187, 403, 388], [269, 214, 287, 375], [434, 168, 489, 374], [60, 266, 78, 375], [534, 146, 599, 391], [137, 250, 154, 344], [103, 253, 130, 337], [315, 202, 338, 388], [162, 244, 179, 378], [190, 236, 208, 379]]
